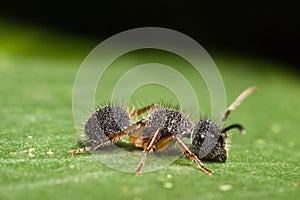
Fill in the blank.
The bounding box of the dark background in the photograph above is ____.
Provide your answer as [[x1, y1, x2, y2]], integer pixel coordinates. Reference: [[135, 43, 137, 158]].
[[1, 1, 299, 70]]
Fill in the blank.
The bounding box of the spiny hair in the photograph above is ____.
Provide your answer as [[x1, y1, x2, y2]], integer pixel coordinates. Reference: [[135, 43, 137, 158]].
[[83, 105, 130, 148], [143, 107, 193, 139], [191, 119, 227, 162], [157, 99, 181, 111]]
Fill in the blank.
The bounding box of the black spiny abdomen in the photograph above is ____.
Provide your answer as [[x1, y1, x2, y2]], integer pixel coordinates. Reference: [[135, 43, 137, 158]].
[[84, 105, 130, 147]]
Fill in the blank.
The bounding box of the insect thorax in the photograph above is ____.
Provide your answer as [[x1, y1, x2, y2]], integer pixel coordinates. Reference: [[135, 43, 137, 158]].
[[143, 108, 193, 139]]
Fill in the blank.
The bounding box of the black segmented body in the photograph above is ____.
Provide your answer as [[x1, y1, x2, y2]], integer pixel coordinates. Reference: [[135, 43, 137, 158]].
[[84, 105, 228, 161], [143, 108, 193, 139], [192, 120, 227, 162], [70, 87, 256, 175], [84, 105, 130, 147]]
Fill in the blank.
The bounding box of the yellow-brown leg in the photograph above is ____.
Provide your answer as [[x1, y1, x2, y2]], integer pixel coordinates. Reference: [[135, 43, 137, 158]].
[[69, 120, 147, 155], [69, 146, 92, 155], [174, 136, 213, 175], [129, 104, 158, 117], [128, 119, 149, 148], [154, 135, 175, 152], [135, 128, 160, 175]]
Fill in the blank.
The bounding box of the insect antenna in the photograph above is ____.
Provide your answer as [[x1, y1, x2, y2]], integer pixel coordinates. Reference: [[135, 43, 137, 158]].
[[221, 124, 246, 134], [222, 87, 258, 122]]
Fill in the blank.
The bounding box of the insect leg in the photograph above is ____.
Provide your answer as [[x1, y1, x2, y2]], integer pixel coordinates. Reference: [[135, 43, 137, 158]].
[[129, 104, 158, 117], [69, 146, 91, 155], [135, 128, 160, 175], [69, 120, 146, 155], [222, 87, 257, 122], [108, 119, 146, 142], [174, 136, 213, 175], [128, 119, 149, 148], [154, 135, 174, 152]]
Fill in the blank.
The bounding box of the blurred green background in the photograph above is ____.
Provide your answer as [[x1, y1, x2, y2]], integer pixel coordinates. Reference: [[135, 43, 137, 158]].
[[0, 3, 299, 200]]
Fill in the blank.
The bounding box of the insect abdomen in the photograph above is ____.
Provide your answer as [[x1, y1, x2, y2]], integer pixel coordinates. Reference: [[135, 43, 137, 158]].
[[84, 105, 130, 147]]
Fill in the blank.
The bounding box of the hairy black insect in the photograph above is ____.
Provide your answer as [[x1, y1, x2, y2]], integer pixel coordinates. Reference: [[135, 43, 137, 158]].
[[69, 87, 257, 175]]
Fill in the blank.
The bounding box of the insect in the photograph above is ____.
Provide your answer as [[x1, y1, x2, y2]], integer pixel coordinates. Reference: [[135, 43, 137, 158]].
[[69, 87, 257, 175]]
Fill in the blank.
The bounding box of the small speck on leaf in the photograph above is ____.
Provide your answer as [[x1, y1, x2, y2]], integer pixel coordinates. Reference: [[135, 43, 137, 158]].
[[219, 184, 233, 191], [163, 182, 173, 189], [292, 182, 298, 188], [46, 150, 54, 155], [256, 139, 266, 145], [121, 186, 128, 193], [166, 174, 172, 179], [270, 124, 282, 133], [28, 148, 35, 157]]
